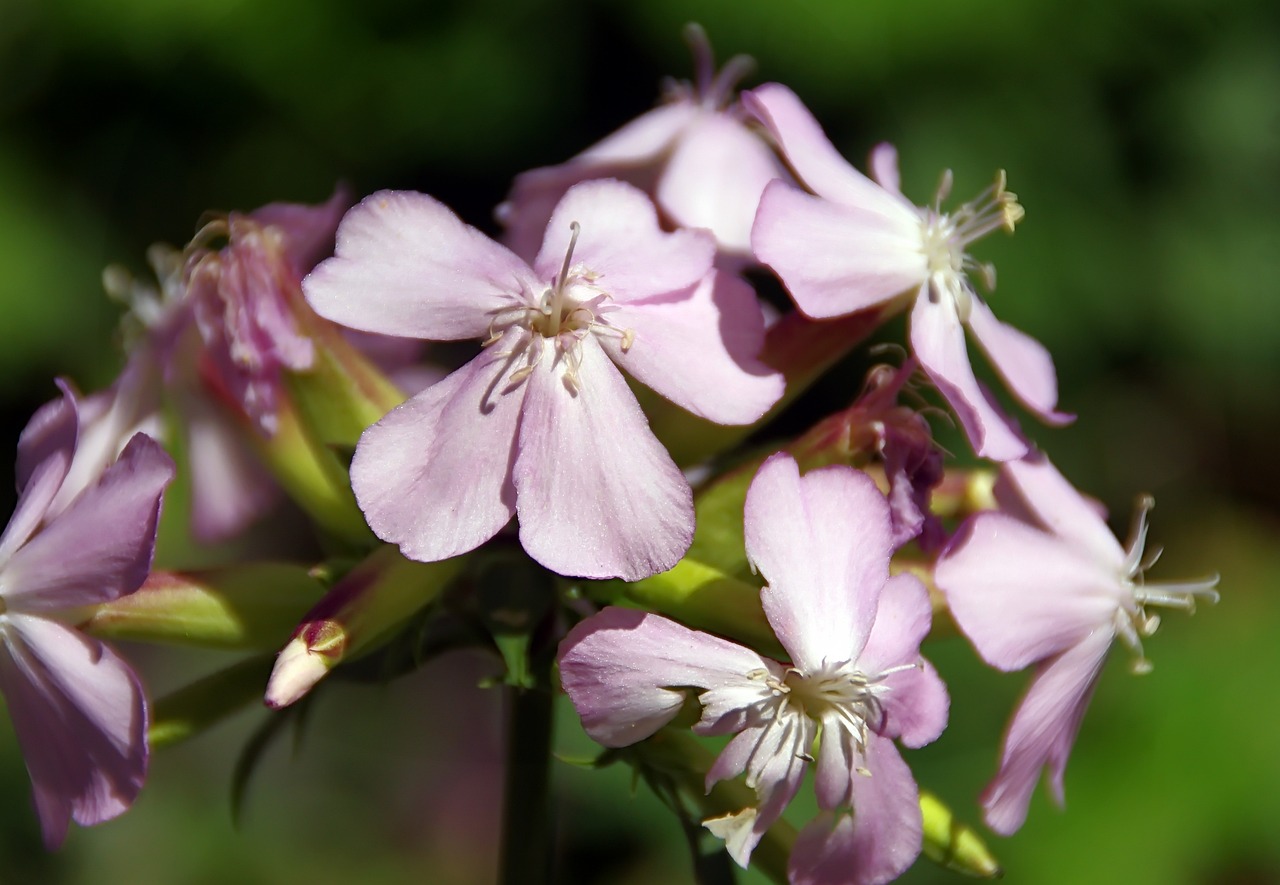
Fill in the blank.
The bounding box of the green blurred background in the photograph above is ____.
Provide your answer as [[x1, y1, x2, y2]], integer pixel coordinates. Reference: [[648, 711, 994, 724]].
[[1, 0, 1277, 882]]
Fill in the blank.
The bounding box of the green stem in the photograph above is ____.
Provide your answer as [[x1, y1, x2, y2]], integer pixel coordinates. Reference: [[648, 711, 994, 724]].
[[498, 684, 554, 885]]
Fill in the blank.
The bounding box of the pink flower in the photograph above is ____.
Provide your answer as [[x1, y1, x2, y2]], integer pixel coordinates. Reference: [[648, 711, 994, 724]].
[[306, 179, 782, 580], [746, 82, 1072, 461], [497, 25, 787, 262], [558, 454, 948, 884], [0, 384, 174, 847], [934, 453, 1219, 834]]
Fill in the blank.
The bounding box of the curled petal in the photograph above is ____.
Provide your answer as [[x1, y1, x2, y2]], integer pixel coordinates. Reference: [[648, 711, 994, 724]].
[[746, 454, 891, 669], [981, 629, 1111, 835], [514, 337, 693, 580], [909, 292, 1029, 462], [1, 383, 78, 564], [966, 298, 1073, 427], [556, 607, 770, 748], [0, 616, 147, 849], [997, 453, 1125, 566]]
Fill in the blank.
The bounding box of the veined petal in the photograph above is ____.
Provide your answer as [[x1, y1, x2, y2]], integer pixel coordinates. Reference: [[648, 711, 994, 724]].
[[0, 616, 147, 849], [601, 271, 783, 425], [752, 180, 924, 319], [657, 113, 787, 255], [742, 83, 916, 221], [981, 629, 1111, 835], [909, 292, 1029, 462], [936, 512, 1120, 671], [966, 298, 1073, 426], [998, 453, 1126, 566], [556, 607, 770, 748], [859, 574, 949, 748], [351, 344, 524, 563], [1, 384, 78, 564], [746, 455, 891, 669], [791, 736, 922, 885], [3, 434, 173, 612], [304, 190, 534, 341], [535, 180, 714, 303], [513, 337, 693, 580]]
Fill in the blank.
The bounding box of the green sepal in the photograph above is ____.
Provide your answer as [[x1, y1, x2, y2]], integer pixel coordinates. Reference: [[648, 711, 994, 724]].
[[286, 330, 404, 450], [920, 790, 1003, 878], [77, 563, 326, 649], [148, 654, 277, 749]]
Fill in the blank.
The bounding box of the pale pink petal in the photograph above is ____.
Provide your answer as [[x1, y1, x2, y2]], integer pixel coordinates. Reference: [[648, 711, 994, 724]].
[[935, 512, 1120, 671], [657, 113, 787, 255], [746, 455, 891, 669], [981, 629, 1111, 835], [859, 574, 949, 748], [3, 434, 172, 612], [742, 83, 914, 220], [868, 143, 902, 194], [534, 180, 714, 303], [0, 616, 147, 849], [249, 184, 351, 276], [351, 344, 525, 563], [966, 298, 1073, 426], [577, 102, 699, 164], [792, 736, 922, 885], [814, 708, 858, 809], [752, 180, 924, 319], [513, 337, 693, 580], [1, 387, 77, 564], [909, 292, 1029, 461], [600, 271, 783, 425], [556, 607, 769, 748], [178, 391, 279, 543], [998, 453, 1126, 566], [304, 190, 535, 341]]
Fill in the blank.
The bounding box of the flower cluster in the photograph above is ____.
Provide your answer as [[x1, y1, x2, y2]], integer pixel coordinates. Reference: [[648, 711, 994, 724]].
[[1, 25, 1217, 885]]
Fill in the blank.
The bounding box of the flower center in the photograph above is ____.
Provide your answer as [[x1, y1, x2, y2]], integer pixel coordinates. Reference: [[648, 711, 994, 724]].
[[1113, 495, 1221, 673], [918, 170, 1024, 323], [486, 222, 634, 393], [775, 660, 912, 757]]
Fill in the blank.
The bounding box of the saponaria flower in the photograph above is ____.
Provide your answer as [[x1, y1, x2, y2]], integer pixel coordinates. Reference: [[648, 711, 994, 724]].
[[0, 383, 174, 848], [746, 82, 1072, 461], [305, 179, 783, 581], [497, 24, 788, 262], [558, 453, 948, 884], [933, 452, 1219, 834]]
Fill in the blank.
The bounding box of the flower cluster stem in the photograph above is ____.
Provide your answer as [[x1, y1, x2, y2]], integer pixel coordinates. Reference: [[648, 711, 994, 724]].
[[498, 682, 554, 885]]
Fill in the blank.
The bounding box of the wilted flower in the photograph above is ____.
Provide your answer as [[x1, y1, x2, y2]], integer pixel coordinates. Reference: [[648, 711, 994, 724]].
[[305, 179, 782, 580], [746, 82, 1071, 461], [934, 453, 1219, 833], [0, 384, 173, 847], [559, 454, 948, 883]]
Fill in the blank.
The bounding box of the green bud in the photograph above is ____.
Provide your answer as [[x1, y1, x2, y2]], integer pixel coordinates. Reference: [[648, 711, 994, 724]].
[[920, 790, 1003, 878], [287, 328, 405, 449]]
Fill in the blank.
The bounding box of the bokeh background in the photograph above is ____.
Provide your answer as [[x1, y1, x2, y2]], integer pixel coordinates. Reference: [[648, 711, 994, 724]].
[[1, 0, 1278, 882]]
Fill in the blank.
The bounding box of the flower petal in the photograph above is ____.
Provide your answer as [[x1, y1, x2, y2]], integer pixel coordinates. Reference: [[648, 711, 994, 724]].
[[742, 83, 914, 221], [746, 455, 891, 669], [966, 298, 1073, 426], [909, 292, 1029, 462], [534, 180, 714, 303], [935, 512, 1120, 671], [350, 344, 524, 563], [997, 453, 1126, 567], [600, 271, 783, 425], [304, 190, 534, 341], [791, 736, 923, 885], [0, 616, 147, 849], [752, 180, 925, 319], [1, 384, 78, 564], [556, 607, 769, 748], [4, 434, 173, 613], [859, 574, 949, 748], [249, 185, 351, 277], [513, 336, 693, 580], [657, 113, 787, 255], [981, 629, 1111, 835]]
